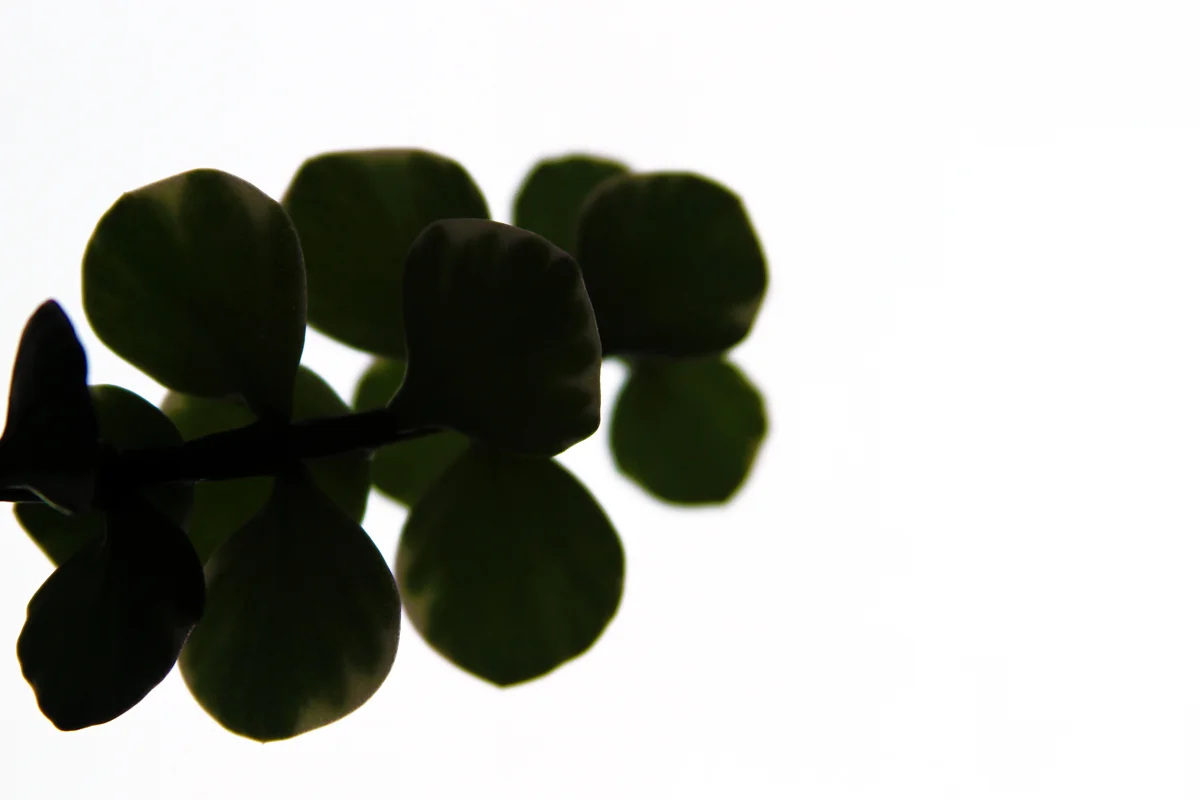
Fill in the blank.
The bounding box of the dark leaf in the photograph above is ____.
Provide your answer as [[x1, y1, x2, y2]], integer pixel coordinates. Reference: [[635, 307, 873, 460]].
[[82, 169, 306, 421], [612, 358, 767, 504], [282, 149, 489, 358], [399, 445, 624, 686], [353, 358, 468, 507], [180, 468, 400, 741], [162, 366, 369, 564], [16, 385, 193, 565], [0, 301, 98, 513], [576, 172, 768, 357], [17, 497, 204, 730], [512, 154, 629, 255], [389, 219, 601, 457]]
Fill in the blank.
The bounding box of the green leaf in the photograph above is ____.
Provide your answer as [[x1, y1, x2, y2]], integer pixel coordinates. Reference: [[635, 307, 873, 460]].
[[82, 169, 307, 421], [512, 154, 629, 255], [282, 149, 490, 358], [353, 358, 469, 507], [17, 496, 204, 731], [0, 301, 98, 514], [16, 385, 193, 565], [576, 172, 768, 357], [162, 366, 369, 564], [611, 358, 767, 504], [389, 219, 602, 457], [180, 468, 400, 741], [398, 445, 624, 686]]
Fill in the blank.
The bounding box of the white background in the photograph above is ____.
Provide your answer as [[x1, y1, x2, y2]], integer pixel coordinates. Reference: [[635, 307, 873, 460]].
[[3, 1, 1200, 796]]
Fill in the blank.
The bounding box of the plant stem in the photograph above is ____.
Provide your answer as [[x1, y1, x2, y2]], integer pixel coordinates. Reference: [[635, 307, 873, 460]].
[[0, 409, 441, 507]]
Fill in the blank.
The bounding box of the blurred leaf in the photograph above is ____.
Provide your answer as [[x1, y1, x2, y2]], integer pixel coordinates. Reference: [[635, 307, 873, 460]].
[[282, 149, 489, 358], [353, 358, 468, 507], [17, 496, 204, 731], [390, 219, 601, 457], [82, 169, 306, 421], [399, 445, 623, 686], [180, 468, 400, 742], [612, 358, 767, 504], [0, 301, 98, 514], [16, 385, 193, 565], [512, 154, 628, 255], [162, 366, 369, 563], [576, 172, 768, 357]]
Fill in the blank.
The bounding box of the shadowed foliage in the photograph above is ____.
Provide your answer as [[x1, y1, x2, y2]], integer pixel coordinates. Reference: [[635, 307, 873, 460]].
[[1, 147, 767, 739]]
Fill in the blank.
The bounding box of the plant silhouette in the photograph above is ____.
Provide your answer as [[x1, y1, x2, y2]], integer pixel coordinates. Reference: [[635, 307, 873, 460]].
[[0, 149, 769, 740]]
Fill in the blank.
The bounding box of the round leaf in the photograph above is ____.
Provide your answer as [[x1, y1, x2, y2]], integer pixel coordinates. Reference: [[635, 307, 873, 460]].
[[17, 497, 204, 731], [82, 168, 307, 420], [353, 358, 469, 507], [282, 149, 489, 358], [162, 366, 369, 563], [512, 154, 629, 255], [398, 445, 624, 686], [612, 358, 767, 504], [390, 219, 601, 457], [180, 469, 401, 741], [0, 301, 98, 513], [576, 172, 768, 357], [16, 385, 193, 565]]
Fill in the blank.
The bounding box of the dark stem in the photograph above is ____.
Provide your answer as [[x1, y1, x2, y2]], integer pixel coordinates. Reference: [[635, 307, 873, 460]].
[[0, 409, 441, 507]]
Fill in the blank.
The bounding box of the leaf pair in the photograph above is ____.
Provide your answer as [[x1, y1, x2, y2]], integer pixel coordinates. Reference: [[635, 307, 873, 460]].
[[515, 155, 770, 504], [357, 362, 623, 687], [157, 373, 395, 741], [514, 155, 768, 358], [4, 306, 203, 731], [162, 366, 370, 564], [284, 150, 603, 457], [62, 170, 401, 740]]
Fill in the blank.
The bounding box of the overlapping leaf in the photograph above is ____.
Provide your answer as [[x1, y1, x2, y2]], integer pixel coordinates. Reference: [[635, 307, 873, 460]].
[[513, 154, 629, 255], [611, 358, 767, 504], [16, 385, 192, 565], [162, 366, 369, 564], [389, 219, 602, 456], [82, 169, 306, 421], [282, 149, 489, 358], [353, 358, 468, 507], [576, 172, 767, 357], [398, 445, 624, 685], [180, 468, 400, 741]]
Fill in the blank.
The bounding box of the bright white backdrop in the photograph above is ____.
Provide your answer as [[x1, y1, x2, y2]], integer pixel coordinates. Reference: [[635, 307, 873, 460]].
[[3, 1, 1200, 797]]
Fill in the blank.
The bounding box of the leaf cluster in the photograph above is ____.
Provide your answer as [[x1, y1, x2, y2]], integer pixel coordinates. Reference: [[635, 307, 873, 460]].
[[0, 150, 768, 740]]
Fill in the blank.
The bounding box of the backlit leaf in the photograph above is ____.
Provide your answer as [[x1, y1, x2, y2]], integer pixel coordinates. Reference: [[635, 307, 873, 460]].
[[282, 149, 489, 358], [399, 445, 623, 685], [389, 219, 601, 457], [17, 497, 204, 730], [611, 358, 767, 504], [83, 169, 306, 421], [576, 172, 767, 357], [180, 468, 400, 741]]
